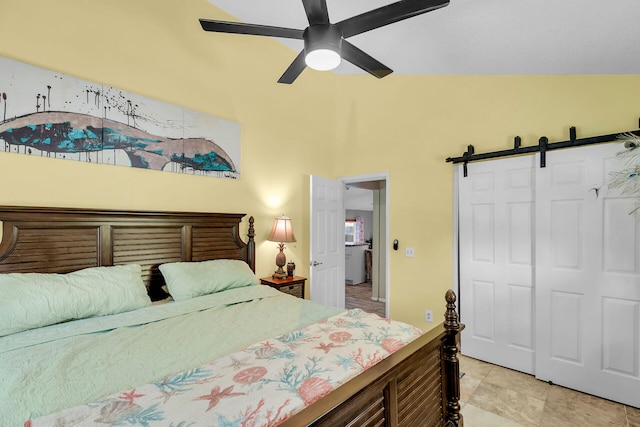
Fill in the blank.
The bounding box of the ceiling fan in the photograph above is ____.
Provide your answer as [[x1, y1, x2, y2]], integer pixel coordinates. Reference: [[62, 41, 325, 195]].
[[200, 0, 450, 84]]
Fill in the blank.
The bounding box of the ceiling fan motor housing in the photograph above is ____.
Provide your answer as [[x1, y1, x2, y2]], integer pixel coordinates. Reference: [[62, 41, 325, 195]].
[[303, 24, 343, 70]]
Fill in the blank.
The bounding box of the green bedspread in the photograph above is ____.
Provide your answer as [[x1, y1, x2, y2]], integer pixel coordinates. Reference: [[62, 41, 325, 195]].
[[0, 285, 343, 426]]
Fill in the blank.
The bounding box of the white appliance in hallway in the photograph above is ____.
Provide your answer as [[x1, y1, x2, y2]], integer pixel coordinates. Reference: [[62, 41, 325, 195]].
[[457, 143, 640, 408], [345, 244, 367, 285]]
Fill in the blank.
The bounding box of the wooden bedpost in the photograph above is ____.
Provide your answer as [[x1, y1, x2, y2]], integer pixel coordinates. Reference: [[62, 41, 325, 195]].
[[443, 289, 463, 426], [247, 216, 256, 272]]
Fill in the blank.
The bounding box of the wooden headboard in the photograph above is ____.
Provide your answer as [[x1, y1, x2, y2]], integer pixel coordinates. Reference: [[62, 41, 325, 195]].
[[0, 206, 255, 300]]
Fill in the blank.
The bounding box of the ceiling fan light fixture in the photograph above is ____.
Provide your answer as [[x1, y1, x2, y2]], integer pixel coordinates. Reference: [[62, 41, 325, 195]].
[[305, 49, 341, 71], [304, 24, 342, 71]]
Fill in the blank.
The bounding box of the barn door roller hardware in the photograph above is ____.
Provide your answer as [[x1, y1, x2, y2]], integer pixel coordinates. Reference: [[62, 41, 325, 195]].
[[446, 119, 640, 177]]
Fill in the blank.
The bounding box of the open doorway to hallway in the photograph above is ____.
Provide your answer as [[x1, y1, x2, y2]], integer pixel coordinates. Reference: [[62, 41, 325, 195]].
[[341, 175, 388, 318]]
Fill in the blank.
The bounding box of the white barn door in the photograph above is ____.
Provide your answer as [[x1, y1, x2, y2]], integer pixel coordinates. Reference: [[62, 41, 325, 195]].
[[535, 144, 640, 408], [458, 155, 536, 374]]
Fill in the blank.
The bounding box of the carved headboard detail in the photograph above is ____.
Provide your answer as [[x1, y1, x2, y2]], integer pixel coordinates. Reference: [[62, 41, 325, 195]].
[[0, 206, 255, 300]]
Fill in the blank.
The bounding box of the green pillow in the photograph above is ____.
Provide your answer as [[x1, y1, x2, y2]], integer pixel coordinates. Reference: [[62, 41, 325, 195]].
[[159, 259, 258, 301], [0, 264, 151, 337]]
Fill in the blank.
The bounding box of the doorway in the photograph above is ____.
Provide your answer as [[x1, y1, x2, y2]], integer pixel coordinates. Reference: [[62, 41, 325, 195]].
[[341, 174, 389, 318], [309, 173, 389, 317]]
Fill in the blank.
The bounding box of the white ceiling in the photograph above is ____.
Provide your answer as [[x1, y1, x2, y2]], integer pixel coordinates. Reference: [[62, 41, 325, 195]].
[[206, 0, 640, 76]]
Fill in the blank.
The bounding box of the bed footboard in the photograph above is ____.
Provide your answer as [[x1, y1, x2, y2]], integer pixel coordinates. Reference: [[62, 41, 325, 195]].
[[280, 290, 464, 427]]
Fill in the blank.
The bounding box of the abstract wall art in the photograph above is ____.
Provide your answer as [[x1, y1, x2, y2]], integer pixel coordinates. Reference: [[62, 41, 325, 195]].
[[0, 56, 241, 179]]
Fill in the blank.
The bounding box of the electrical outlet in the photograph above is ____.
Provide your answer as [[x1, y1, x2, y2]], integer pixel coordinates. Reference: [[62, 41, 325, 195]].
[[425, 309, 433, 322], [405, 247, 415, 257]]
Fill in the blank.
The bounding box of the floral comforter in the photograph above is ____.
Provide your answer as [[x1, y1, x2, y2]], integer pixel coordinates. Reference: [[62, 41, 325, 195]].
[[27, 309, 423, 427]]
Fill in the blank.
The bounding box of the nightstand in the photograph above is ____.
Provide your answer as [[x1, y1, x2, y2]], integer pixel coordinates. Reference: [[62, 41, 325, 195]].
[[260, 276, 306, 299]]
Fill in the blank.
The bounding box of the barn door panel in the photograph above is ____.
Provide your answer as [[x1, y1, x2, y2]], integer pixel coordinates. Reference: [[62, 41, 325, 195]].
[[459, 155, 536, 374], [535, 144, 640, 408]]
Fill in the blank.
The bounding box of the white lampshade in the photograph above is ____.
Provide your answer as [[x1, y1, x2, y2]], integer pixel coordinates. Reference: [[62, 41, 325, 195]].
[[267, 216, 296, 243]]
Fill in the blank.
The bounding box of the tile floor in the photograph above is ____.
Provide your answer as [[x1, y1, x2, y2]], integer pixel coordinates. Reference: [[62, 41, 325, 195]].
[[459, 355, 640, 427], [344, 284, 640, 426], [345, 281, 386, 318]]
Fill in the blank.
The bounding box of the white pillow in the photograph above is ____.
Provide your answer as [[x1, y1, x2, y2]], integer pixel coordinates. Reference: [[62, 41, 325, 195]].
[[159, 259, 258, 301], [0, 264, 151, 337]]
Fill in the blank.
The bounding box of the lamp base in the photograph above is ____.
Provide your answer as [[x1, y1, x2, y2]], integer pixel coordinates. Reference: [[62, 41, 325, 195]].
[[272, 267, 288, 279], [273, 242, 288, 279]]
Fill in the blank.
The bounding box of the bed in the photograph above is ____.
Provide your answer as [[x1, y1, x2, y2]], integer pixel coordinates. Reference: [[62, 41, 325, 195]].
[[0, 206, 463, 427]]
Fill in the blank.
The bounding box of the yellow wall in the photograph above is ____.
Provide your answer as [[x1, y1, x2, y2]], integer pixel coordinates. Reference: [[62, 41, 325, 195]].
[[334, 75, 640, 327], [0, 0, 339, 281], [2, 0, 639, 330]]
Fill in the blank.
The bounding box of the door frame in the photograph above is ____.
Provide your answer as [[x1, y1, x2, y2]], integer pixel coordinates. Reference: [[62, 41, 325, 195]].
[[453, 166, 460, 309], [339, 172, 390, 317]]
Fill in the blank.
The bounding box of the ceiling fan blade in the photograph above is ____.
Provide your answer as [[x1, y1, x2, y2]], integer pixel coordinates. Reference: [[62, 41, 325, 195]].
[[199, 19, 304, 39], [336, 0, 449, 38], [277, 50, 307, 84], [302, 0, 330, 26], [341, 41, 393, 79]]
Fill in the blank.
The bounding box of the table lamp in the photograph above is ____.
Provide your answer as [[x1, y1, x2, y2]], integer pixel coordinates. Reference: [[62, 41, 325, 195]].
[[267, 215, 296, 279]]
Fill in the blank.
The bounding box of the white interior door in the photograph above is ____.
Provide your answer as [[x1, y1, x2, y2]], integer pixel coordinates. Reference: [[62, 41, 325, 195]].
[[309, 175, 345, 308], [535, 144, 640, 407], [458, 155, 536, 374]]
